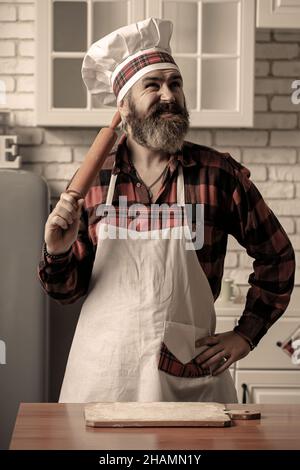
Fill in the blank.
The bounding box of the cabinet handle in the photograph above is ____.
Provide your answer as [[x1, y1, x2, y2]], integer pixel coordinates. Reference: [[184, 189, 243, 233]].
[[241, 383, 248, 404]]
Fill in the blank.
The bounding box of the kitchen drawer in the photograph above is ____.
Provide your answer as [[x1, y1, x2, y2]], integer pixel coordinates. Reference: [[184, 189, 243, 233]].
[[236, 370, 300, 404], [237, 318, 300, 370]]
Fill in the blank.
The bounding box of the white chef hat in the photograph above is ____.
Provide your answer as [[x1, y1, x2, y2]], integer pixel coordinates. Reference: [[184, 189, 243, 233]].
[[81, 17, 180, 107]]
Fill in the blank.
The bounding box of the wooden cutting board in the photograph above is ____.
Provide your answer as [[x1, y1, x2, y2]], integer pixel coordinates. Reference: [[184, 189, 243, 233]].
[[85, 402, 232, 428]]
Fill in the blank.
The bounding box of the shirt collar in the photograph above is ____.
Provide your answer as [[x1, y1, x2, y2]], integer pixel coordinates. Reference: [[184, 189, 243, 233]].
[[112, 133, 197, 176]]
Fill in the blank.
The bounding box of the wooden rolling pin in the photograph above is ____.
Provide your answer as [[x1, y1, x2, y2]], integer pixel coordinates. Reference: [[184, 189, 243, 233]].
[[66, 111, 121, 199]]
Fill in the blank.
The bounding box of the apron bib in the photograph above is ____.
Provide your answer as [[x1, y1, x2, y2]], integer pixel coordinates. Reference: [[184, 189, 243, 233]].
[[59, 164, 237, 403]]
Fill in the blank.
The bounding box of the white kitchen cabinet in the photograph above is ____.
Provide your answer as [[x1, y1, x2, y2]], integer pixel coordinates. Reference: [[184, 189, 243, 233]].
[[237, 317, 300, 370], [36, 0, 255, 127], [215, 301, 300, 404], [256, 0, 300, 29], [236, 371, 300, 404]]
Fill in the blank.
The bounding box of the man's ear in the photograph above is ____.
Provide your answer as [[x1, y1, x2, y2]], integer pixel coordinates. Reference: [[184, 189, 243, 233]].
[[118, 97, 129, 119]]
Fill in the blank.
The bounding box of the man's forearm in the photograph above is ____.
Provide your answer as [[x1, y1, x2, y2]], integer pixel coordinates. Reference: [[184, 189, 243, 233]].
[[38, 241, 94, 305], [234, 238, 295, 347]]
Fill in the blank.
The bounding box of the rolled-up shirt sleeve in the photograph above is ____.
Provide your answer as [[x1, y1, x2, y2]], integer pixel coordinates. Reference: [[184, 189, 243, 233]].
[[37, 199, 95, 305], [225, 155, 295, 347]]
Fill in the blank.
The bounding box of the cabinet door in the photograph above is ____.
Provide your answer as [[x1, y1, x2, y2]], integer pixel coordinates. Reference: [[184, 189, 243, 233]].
[[147, 0, 255, 127], [257, 0, 300, 28], [37, 0, 255, 127], [236, 371, 300, 404], [36, 0, 145, 126]]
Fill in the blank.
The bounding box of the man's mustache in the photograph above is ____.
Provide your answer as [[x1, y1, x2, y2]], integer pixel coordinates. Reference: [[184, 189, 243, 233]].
[[149, 102, 187, 119]]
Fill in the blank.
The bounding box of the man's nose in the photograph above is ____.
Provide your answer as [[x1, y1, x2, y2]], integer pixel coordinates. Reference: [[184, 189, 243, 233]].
[[160, 84, 176, 102]]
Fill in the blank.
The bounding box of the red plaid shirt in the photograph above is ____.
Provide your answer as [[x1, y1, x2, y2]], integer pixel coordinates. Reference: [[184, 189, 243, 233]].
[[38, 134, 295, 377]]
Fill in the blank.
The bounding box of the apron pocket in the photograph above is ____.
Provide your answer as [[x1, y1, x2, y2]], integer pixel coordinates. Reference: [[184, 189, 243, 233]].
[[158, 321, 211, 378]]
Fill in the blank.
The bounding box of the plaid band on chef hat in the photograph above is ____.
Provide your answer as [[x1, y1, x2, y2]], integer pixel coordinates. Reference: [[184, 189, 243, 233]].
[[81, 17, 180, 107]]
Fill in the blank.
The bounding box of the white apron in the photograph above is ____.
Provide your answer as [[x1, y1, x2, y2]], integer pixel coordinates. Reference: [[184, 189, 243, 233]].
[[59, 164, 237, 403]]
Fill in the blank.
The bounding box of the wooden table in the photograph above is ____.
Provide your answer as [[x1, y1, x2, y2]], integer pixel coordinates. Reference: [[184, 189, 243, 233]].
[[9, 403, 300, 450]]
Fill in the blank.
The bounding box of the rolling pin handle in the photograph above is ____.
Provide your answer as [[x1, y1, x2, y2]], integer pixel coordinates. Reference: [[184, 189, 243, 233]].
[[226, 409, 261, 420], [65, 111, 121, 201], [109, 110, 122, 130]]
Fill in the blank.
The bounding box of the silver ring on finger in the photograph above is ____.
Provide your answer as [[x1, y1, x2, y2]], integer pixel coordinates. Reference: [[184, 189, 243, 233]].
[[222, 355, 229, 364]]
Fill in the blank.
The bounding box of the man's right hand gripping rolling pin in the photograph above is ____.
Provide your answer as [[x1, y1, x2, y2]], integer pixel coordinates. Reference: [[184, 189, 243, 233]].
[[44, 111, 121, 256]]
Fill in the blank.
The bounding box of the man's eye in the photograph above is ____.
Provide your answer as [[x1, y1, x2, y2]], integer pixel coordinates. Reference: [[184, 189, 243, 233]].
[[172, 82, 181, 88], [145, 83, 158, 88]]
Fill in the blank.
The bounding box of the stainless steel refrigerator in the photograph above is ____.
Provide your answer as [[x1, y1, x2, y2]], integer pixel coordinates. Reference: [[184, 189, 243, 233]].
[[0, 169, 49, 449]]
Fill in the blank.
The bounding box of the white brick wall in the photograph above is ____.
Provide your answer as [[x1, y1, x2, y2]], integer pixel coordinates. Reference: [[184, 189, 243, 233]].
[[43, 129, 98, 146], [255, 181, 294, 198], [273, 61, 300, 77], [18, 5, 35, 21], [16, 75, 34, 92], [254, 112, 297, 128], [0, 0, 35, 128], [0, 57, 34, 73], [271, 131, 300, 147], [254, 96, 268, 111], [18, 40, 34, 57], [0, 41, 15, 56], [277, 217, 295, 234], [215, 130, 269, 147], [255, 78, 295, 94], [256, 43, 299, 59], [269, 166, 300, 181], [0, 5, 17, 22], [243, 148, 297, 164], [0, 10, 300, 284], [0, 75, 15, 92], [255, 61, 270, 77], [0, 22, 34, 38], [21, 146, 72, 163], [247, 165, 267, 181]]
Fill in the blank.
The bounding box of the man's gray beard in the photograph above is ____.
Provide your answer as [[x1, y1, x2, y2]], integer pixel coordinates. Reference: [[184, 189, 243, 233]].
[[124, 97, 190, 154]]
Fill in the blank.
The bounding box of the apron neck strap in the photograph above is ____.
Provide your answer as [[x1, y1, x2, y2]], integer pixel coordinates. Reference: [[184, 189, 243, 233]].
[[105, 161, 185, 206], [105, 166, 118, 206], [176, 164, 185, 207]]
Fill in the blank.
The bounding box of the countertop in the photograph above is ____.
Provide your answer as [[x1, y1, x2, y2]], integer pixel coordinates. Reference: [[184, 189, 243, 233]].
[[9, 403, 300, 450]]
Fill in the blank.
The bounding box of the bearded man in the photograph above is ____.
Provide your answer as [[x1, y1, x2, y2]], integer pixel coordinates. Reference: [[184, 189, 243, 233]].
[[39, 18, 295, 403]]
